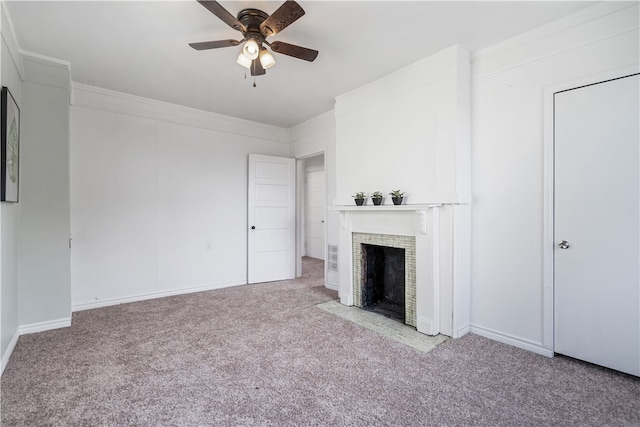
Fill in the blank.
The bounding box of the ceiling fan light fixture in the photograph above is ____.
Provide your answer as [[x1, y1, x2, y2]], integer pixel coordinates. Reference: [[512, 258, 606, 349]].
[[243, 38, 260, 60], [189, 0, 319, 81], [259, 48, 276, 69], [236, 51, 252, 69]]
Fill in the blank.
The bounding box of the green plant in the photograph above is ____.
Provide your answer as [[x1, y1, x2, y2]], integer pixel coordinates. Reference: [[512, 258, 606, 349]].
[[353, 192, 367, 200], [389, 190, 405, 197], [371, 191, 383, 199]]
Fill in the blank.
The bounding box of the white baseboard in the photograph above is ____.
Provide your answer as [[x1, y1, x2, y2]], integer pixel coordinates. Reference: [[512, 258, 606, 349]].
[[470, 324, 554, 358], [456, 323, 471, 338], [72, 280, 246, 312], [1, 330, 20, 377], [2, 317, 73, 377], [19, 318, 72, 336], [324, 282, 339, 291]]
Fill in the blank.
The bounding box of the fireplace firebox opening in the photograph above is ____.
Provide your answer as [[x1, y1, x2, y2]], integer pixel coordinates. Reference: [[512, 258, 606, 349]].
[[361, 244, 405, 322]]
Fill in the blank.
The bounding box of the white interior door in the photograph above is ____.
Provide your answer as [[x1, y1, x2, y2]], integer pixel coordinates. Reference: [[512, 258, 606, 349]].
[[248, 154, 295, 284], [305, 169, 325, 260], [554, 74, 639, 376]]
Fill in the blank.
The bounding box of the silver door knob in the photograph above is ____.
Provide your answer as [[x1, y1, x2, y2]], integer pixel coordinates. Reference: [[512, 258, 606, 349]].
[[558, 240, 570, 249]]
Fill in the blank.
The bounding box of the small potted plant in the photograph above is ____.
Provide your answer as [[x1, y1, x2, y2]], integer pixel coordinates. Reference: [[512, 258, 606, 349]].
[[353, 192, 367, 206], [371, 191, 384, 205], [389, 190, 405, 205]]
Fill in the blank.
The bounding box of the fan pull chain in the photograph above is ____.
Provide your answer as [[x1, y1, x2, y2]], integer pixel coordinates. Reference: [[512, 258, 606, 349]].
[[251, 60, 257, 88]]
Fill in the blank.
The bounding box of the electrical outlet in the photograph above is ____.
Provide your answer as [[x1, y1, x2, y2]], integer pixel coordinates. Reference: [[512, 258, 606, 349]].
[[205, 242, 213, 251]]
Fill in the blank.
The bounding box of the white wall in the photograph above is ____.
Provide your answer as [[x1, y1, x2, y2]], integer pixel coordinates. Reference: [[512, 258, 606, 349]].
[[0, 4, 22, 372], [290, 111, 338, 287], [1, 7, 73, 373], [70, 84, 290, 310], [335, 46, 471, 206], [469, 2, 639, 354], [19, 54, 71, 330]]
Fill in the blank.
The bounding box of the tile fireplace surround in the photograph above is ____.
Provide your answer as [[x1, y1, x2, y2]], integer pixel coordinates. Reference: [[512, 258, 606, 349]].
[[352, 232, 417, 327], [334, 204, 469, 338]]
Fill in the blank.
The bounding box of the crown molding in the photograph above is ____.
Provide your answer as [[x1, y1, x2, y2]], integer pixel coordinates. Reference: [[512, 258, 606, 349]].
[[1, 2, 24, 80], [471, 2, 639, 81], [71, 82, 290, 144], [22, 53, 70, 89], [290, 109, 335, 141]]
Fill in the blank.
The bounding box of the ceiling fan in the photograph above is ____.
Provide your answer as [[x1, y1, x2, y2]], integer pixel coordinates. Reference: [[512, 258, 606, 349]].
[[189, 0, 319, 78]]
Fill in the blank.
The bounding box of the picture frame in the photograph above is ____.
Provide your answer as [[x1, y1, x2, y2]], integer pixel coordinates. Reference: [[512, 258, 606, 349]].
[[1, 86, 20, 202]]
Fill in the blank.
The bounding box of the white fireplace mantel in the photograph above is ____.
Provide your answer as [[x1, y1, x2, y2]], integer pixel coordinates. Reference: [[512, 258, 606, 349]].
[[336, 205, 447, 336], [330, 204, 443, 211], [331, 204, 442, 235]]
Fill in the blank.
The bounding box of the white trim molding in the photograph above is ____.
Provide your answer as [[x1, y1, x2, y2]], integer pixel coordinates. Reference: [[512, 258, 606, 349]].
[[324, 282, 338, 291], [472, 2, 639, 82], [71, 82, 290, 144], [22, 53, 71, 89], [1, 2, 25, 80], [1, 331, 20, 376], [290, 110, 335, 142], [19, 318, 72, 336], [72, 280, 246, 312], [1, 317, 73, 376], [471, 325, 553, 358]]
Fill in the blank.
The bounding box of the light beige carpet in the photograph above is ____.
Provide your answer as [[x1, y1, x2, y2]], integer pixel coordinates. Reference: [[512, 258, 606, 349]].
[[316, 300, 448, 354], [2, 257, 638, 426]]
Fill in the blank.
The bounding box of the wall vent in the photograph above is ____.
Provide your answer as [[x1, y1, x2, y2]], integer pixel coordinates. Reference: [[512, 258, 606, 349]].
[[327, 245, 338, 272]]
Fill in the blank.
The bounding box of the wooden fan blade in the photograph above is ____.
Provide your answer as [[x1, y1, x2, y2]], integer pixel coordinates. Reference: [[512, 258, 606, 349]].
[[270, 41, 318, 62], [189, 39, 241, 50], [197, 0, 246, 32], [260, 1, 305, 37], [250, 59, 266, 76]]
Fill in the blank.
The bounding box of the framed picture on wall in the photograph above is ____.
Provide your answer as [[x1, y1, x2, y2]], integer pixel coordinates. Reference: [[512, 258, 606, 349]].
[[1, 86, 19, 202]]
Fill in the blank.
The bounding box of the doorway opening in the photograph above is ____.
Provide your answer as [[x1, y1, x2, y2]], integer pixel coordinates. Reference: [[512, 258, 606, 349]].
[[300, 153, 325, 278]]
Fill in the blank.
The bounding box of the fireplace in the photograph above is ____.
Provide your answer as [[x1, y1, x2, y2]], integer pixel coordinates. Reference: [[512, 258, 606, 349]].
[[361, 244, 406, 322], [335, 205, 468, 337], [352, 232, 416, 327]]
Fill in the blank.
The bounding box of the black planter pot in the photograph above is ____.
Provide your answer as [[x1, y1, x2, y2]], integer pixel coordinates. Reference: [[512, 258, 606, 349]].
[[372, 197, 383, 206], [355, 198, 365, 206], [392, 196, 403, 205]]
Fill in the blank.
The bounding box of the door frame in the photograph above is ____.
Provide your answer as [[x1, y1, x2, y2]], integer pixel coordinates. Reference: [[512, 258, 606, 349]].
[[295, 151, 326, 278], [542, 65, 640, 354], [304, 166, 325, 260]]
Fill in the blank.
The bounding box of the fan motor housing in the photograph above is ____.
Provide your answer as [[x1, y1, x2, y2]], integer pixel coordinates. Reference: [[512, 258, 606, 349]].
[[238, 8, 269, 35]]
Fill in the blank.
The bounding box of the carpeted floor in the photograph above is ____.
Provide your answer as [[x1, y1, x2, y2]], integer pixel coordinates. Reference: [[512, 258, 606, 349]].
[[1, 257, 638, 426]]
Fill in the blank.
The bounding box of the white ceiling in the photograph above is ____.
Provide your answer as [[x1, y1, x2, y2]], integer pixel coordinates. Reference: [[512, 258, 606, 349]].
[[5, 1, 599, 128]]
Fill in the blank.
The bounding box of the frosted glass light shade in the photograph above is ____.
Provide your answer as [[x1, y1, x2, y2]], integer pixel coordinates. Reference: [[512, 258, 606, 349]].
[[259, 49, 276, 69], [243, 39, 259, 60], [236, 52, 252, 69]]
